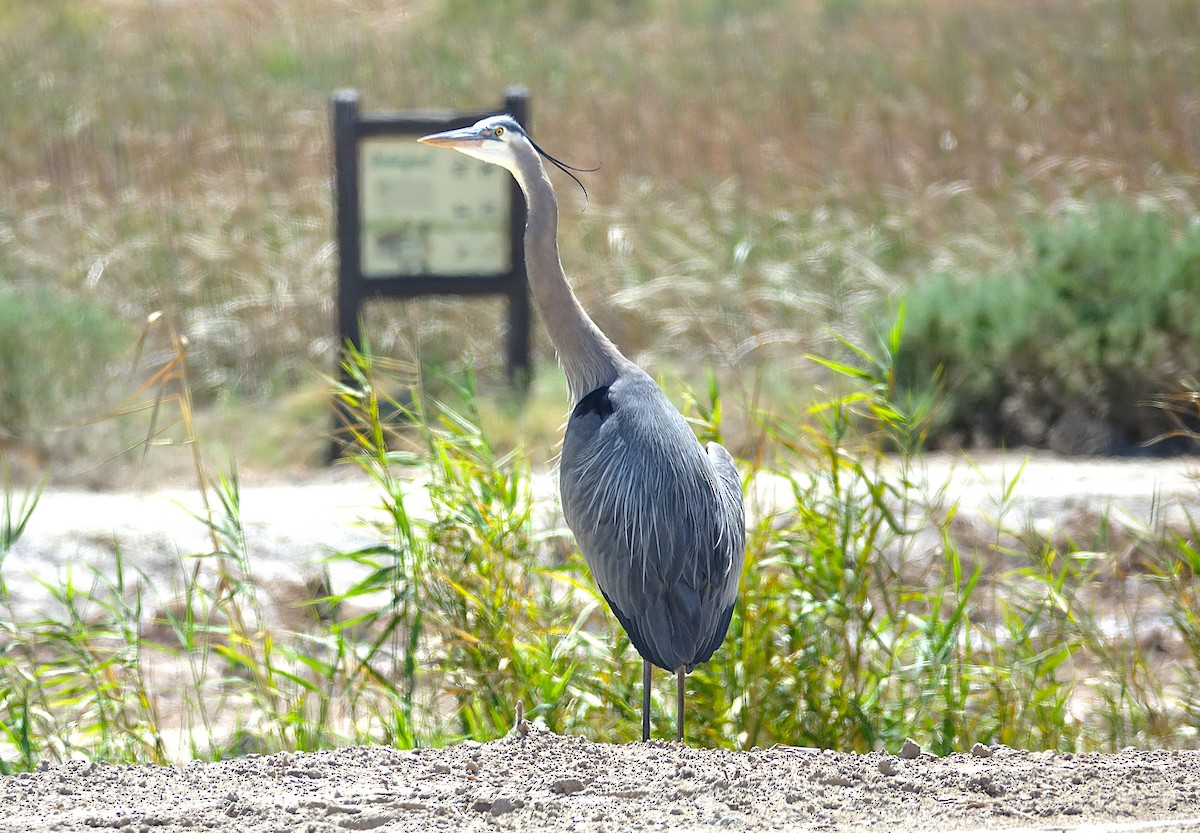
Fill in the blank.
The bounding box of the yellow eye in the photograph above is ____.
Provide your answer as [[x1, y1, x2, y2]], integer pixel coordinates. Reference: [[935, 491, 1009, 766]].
[[494, 125, 505, 137]]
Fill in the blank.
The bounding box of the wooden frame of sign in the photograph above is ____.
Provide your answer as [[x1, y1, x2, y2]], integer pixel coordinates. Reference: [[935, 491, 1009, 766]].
[[329, 88, 531, 452]]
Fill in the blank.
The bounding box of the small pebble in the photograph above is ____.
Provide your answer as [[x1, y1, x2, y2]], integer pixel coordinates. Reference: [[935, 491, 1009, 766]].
[[878, 758, 900, 776], [490, 796, 517, 816], [971, 743, 993, 758], [551, 778, 585, 795], [898, 739, 922, 760]]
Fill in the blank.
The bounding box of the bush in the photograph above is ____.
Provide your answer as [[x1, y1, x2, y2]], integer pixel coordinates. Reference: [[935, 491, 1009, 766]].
[[0, 282, 132, 460], [895, 203, 1200, 453]]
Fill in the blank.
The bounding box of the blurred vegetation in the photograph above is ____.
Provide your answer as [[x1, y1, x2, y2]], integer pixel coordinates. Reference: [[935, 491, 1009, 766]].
[[896, 203, 1200, 453], [0, 283, 132, 462], [1, 0, 1199, 467]]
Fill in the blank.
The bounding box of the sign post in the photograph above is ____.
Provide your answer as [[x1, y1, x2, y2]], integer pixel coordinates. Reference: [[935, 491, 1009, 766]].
[[330, 88, 531, 451]]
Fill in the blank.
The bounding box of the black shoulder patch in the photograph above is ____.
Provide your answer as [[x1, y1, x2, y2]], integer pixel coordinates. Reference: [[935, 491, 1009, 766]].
[[572, 385, 614, 421]]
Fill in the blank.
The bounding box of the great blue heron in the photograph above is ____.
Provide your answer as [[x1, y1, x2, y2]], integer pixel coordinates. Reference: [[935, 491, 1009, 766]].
[[419, 116, 745, 743]]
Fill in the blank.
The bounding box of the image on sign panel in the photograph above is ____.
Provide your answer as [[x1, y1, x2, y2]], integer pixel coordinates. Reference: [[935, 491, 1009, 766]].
[[359, 136, 512, 277]]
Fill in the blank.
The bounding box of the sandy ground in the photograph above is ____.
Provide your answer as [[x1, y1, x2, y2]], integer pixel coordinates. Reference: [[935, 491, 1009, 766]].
[[3, 453, 1200, 831], [7, 452, 1199, 624], [3, 728, 1200, 832]]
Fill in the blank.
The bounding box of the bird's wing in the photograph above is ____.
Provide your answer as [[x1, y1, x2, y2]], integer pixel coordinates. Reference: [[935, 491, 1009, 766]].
[[705, 439, 746, 605], [559, 370, 745, 672]]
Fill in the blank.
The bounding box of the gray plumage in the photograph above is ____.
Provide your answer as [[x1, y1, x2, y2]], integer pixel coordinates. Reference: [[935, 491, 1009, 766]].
[[419, 116, 745, 743], [561, 372, 743, 674]]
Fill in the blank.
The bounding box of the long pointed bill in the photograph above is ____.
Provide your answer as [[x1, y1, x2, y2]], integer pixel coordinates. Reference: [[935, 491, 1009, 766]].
[[417, 125, 489, 149]]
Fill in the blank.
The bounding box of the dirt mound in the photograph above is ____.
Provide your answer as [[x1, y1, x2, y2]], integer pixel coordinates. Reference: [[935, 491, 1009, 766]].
[[4, 728, 1200, 832]]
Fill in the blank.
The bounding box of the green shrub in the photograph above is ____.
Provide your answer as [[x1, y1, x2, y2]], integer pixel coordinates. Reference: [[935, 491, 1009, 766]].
[[895, 203, 1200, 453], [0, 283, 131, 459]]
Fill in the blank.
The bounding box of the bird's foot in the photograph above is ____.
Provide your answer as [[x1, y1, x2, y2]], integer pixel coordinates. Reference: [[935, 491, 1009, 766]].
[[513, 699, 530, 737]]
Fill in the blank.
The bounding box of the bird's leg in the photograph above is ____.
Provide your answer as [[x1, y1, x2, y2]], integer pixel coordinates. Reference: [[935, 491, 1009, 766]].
[[642, 659, 651, 742], [676, 666, 686, 744]]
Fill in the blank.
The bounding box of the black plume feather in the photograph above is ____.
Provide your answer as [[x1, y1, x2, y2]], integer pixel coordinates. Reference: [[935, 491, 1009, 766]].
[[528, 135, 600, 211]]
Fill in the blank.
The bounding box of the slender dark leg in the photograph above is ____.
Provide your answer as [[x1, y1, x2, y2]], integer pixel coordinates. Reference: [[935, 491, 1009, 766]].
[[676, 667, 686, 743], [642, 660, 651, 742]]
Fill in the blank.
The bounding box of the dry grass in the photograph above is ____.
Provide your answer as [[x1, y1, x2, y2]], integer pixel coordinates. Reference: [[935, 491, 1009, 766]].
[[1, 0, 1198, 466]]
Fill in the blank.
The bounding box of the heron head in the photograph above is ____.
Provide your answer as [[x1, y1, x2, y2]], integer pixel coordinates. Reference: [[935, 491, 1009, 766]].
[[419, 115, 597, 206], [417, 115, 527, 173]]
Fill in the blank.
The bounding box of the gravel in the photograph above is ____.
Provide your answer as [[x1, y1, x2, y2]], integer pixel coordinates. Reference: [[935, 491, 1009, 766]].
[[4, 728, 1200, 832]]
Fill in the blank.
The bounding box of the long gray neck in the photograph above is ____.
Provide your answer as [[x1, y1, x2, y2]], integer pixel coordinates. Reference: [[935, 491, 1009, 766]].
[[510, 146, 626, 403]]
